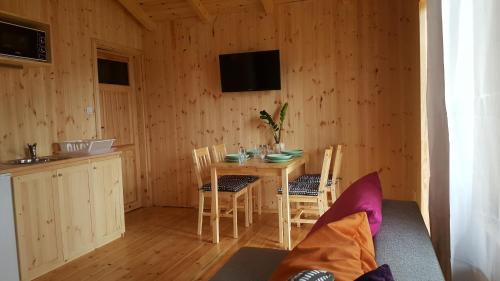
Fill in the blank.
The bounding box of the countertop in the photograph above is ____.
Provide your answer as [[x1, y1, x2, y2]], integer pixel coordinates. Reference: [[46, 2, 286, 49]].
[[0, 150, 122, 175]]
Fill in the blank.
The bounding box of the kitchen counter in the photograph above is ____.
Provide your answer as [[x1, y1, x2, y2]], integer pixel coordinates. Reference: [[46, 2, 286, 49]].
[[0, 151, 122, 176]]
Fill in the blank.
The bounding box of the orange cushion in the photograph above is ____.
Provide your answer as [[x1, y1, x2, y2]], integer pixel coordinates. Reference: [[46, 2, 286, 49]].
[[269, 212, 377, 281]]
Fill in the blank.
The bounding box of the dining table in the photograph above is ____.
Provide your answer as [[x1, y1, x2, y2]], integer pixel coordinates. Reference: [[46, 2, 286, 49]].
[[210, 153, 309, 250]]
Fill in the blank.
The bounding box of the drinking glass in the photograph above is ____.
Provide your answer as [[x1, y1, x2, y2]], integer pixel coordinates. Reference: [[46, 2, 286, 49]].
[[238, 147, 246, 165], [259, 144, 267, 160]]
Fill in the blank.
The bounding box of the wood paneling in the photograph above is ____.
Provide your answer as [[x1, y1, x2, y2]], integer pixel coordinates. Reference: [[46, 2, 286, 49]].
[[137, 0, 302, 21], [144, 0, 421, 208], [117, 0, 157, 31], [0, 0, 143, 161]]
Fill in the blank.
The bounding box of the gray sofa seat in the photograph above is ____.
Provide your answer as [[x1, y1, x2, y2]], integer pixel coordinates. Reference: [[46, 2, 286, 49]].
[[210, 200, 445, 281]]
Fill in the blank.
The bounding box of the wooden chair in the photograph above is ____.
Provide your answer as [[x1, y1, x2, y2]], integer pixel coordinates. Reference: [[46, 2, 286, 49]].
[[212, 144, 263, 221], [328, 144, 343, 205], [295, 144, 343, 206], [277, 147, 333, 243], [193, 147, 250, 239]]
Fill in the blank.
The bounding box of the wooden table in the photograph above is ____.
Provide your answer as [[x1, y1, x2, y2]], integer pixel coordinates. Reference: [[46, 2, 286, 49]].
[[210, 154, 309, 250]]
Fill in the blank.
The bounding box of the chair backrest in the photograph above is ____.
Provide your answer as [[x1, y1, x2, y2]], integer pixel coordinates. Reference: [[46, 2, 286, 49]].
[[318, 147, 334, 195], [192, 147, 212, 188], [212, 144, 227, 163], [330, 144, 343, 201]]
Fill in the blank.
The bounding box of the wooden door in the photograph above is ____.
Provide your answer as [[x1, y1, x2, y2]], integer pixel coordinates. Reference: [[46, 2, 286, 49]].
[[91, 157, 125, 247], [13, 171, 64, 281], [57, 164, 95, 261], [99, 84, 134, 146], [97, 50, 141, 212]]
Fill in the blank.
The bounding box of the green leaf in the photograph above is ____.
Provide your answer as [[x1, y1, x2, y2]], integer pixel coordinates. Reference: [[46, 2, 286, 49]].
[[260, 110, 279, 131], [279, 102, 289, 125]]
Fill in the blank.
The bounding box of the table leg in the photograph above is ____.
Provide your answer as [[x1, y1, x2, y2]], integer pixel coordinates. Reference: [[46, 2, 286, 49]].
[[281, 169, 292, 250], [211, 167, 220, 243], [300, 162, 306, 175], [248, 186, 253, 224]]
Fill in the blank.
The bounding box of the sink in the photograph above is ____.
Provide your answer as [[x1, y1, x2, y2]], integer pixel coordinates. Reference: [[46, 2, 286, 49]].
[[6, 155, 71, 165]]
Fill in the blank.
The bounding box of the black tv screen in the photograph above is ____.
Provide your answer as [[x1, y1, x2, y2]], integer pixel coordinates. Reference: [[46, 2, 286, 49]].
[[219, 50, 281, 92]]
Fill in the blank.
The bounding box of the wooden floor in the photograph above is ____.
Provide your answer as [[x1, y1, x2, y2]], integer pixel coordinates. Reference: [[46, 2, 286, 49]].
[[36, 207, 311, 281]]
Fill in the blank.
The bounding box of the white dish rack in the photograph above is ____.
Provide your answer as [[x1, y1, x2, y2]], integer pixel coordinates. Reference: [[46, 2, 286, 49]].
[[57, 139, 115, 155]]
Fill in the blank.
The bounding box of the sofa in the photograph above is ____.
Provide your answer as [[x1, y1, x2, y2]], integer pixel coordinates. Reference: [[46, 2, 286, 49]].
[[210, 200, 445, 281]]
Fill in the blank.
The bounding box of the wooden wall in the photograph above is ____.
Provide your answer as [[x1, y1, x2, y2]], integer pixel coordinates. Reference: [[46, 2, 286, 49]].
[[0, 0, 143, 160], [144, 0, 421, 208]]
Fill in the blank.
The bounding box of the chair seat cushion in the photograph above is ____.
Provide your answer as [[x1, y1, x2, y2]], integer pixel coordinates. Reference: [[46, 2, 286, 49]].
[[278, 182, 319, 196], [296, 174, 333, 186], [202, 177, 249, 192], [220, 175, 260, 183]]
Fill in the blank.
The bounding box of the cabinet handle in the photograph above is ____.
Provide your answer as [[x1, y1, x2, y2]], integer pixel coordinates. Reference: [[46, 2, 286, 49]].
[[52, 174, 57, 178], [58, 173, 62, 177], [93, 167, 97, 170]]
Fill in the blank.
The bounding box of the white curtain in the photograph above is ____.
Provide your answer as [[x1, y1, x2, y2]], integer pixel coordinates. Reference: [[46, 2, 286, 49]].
[[442, 0, 500, 280]]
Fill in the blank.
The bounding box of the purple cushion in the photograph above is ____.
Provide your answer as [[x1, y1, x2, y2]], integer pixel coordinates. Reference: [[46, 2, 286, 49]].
[[309, 172, 383, 236], [355, 264, 394, 281]]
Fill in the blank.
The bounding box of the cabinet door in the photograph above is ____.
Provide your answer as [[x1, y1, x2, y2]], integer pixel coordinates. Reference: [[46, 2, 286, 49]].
[[57, 164, 95, 261], [13, 171, 64, 281], [92, 157, 125, 246], [121, 148, 141, 211]]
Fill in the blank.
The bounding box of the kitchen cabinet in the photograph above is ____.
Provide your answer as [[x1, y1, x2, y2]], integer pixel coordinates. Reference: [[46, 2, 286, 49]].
[[11, 153, 125, 281], [13, 171, 64, 281], [92, 157, 125, 247], [121, 147, 141, 211], [57, 164, 94, 261]]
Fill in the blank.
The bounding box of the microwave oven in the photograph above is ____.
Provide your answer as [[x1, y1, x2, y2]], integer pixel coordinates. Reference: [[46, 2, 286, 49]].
[[0, 20, 48, 62]]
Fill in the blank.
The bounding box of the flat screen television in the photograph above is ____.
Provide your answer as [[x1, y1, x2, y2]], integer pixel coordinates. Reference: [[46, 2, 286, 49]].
[[219, 50, 281, 92]]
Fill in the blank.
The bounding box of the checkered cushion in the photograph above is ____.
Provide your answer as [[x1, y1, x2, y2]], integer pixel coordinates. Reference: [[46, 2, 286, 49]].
[[220, 175, 260, 183], [201, 177, 249, 192], [296, 174, 333, 186], [277, 181, 319, 196]]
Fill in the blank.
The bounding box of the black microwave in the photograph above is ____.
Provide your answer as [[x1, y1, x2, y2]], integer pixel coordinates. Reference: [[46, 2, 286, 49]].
[[0, 20, 47, 62]]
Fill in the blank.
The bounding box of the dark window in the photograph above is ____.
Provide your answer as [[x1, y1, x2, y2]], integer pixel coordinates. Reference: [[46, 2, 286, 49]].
[[97, 59, 129, 85]]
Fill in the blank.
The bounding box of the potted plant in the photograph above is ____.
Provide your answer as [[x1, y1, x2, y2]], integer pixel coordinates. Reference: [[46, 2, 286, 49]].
[[259, 102, 288, 153]]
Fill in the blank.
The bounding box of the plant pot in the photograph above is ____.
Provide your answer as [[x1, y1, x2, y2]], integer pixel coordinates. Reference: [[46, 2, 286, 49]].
[[274, 143, 285, 153]]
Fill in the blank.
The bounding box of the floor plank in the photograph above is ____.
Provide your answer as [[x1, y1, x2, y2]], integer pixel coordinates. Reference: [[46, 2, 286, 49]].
[[36, 207, 311, 281]]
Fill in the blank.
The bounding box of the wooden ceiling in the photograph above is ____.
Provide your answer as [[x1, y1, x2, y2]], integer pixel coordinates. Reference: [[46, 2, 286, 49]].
[[118, 0, 302, 30]]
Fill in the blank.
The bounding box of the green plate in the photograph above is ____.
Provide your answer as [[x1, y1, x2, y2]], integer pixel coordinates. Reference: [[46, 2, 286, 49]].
[[265, 158, 292, 163], [225, 154, 248, 162], [225, 153, 240, 159], [266, 154, 293, 160], [282, 149, 303, 156], [246, 149, 258, 155]]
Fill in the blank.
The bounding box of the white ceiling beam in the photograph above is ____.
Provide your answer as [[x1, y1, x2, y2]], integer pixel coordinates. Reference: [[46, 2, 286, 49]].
[[117, 0, 157, 31], [186, 0, 213, 23]]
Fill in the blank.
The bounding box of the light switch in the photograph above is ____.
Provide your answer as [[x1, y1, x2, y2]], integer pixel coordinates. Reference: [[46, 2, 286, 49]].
[[85, 106, 94, 115]]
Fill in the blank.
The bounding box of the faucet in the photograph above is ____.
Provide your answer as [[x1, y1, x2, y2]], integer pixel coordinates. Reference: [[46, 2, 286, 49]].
[[27, 143, 37, 159]]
